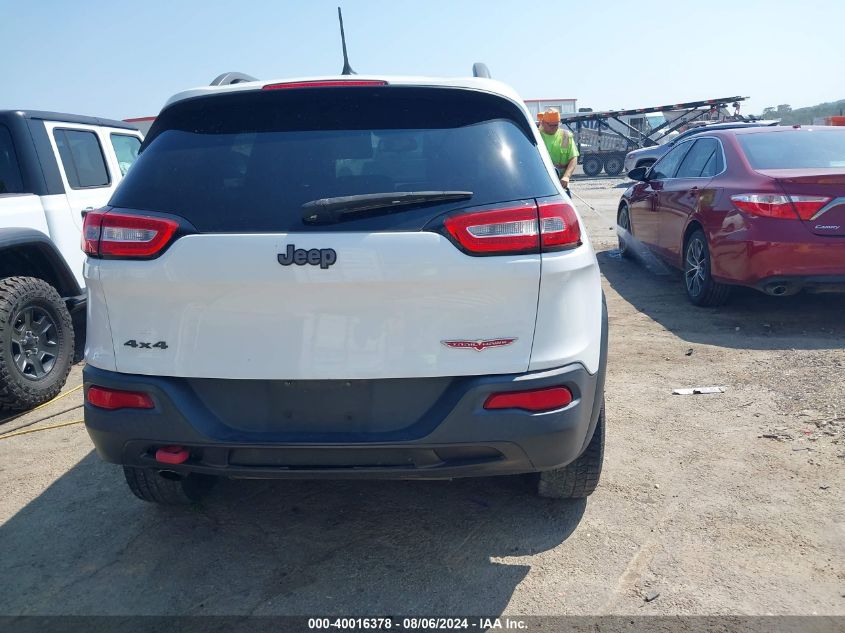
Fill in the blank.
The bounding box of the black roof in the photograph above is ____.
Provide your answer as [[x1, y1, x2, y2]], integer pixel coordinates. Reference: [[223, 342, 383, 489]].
[[0, 110, 138, 131]]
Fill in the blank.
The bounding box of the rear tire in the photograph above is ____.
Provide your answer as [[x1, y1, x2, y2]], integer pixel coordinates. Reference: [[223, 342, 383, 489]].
[[604, 155, 624, 176], [617, 204, 633, 258], [537, 400, 605, 499], [123, 466, 216, 505], [582, 156, 603, 177], [684, 230, 731, 306], [0, 276, 74, 411]]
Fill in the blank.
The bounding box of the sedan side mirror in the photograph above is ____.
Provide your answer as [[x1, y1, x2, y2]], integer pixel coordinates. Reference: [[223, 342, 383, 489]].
[[627, 166, 650, 181]]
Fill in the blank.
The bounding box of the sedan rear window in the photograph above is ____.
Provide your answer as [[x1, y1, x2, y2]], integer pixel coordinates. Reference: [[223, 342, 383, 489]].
[[112, 87, 557, 232], [738, 130, 845, 170]]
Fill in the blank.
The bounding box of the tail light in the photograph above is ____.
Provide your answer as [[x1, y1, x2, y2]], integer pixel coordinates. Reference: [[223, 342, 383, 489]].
[[87, 386, 154, 410], [81, 209, 105, 255], [444, 204, 539, 255], [443, 199, 582, 255], [484, 386, 573, 412], [731, 194, 831, 220], [262, 80, 388, 90], [538, 200, 582, 249], [82, 210, 179, 258]]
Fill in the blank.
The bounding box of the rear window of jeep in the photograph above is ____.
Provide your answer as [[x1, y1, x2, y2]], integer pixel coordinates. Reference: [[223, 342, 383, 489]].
[[111, 87, 557, 232]]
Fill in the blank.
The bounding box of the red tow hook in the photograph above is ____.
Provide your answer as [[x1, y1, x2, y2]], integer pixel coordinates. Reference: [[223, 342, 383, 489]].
[[155, 446, 190, 465]]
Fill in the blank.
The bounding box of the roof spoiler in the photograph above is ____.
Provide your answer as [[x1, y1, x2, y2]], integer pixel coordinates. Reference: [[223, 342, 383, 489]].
[[210, 72, 258, 86], [472, 63, 491, 79]]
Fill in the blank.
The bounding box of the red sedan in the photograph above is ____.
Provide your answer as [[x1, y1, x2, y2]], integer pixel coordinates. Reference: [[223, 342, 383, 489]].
[[618, 126, 845, 305]]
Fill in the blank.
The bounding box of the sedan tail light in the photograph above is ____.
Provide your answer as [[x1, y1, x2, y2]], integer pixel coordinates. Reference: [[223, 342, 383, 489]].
[[731, 194, 831, 220], [82, 211, 180, 258]]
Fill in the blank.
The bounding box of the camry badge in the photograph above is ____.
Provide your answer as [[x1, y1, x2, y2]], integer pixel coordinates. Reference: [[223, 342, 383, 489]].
[[441, 338, 518, 351]]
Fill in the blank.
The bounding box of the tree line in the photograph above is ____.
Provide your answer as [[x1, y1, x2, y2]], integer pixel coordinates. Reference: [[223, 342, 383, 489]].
[[757, 99, 845, 125]]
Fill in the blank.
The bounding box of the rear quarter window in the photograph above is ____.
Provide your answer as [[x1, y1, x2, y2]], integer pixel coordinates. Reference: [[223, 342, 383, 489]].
[[0, 124, 25, 194], [112, 87, 557, 232], [110, 134, 142, 176]]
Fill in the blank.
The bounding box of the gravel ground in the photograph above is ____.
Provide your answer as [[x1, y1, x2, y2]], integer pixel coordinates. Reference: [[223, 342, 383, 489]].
[[0, 176, 842, 618]]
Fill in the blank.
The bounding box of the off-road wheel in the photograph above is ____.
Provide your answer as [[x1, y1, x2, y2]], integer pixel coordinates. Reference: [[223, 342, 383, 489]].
[[0, 276, 74, 411]]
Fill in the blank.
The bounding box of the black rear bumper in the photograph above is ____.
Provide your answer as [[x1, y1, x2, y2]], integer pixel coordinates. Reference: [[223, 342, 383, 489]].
[[83, 304, 608, 480]]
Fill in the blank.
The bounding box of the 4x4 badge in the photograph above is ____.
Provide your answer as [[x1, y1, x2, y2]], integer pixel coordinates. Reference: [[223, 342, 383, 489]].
[[442, 338, 518, 351], [278, 245, 337, 269]]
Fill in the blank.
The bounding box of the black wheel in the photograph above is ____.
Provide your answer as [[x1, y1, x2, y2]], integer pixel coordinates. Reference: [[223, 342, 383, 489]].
[[617, 204, 633, 258], [604, 155, 624, 176], [582, 156, 603, 177], [684, 230, 732, 306], [0, 276, 74, 411], [123, 466, 216, 505], [537, 399, 605, 499]]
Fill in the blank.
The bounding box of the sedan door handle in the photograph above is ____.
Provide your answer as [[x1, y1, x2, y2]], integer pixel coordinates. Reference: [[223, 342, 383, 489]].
[[81, 207, 94, 218]]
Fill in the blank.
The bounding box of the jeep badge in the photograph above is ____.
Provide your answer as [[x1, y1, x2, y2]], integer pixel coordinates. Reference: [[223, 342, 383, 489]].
[[278, 245, 337, 269]]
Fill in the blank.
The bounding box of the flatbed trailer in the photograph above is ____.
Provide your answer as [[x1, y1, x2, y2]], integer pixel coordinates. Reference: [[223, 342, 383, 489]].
[[559, 96, 749, 176]]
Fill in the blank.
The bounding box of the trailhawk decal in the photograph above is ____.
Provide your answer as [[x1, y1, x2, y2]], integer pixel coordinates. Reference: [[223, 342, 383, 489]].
[[441, 338, 518, 351]]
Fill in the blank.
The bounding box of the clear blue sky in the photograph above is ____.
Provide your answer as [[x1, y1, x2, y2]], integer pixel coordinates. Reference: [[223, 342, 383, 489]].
[[1, 0, 841, 120]]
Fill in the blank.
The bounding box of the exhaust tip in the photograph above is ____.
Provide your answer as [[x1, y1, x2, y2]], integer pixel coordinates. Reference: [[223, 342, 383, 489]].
[[158, 470, 186, 481], [765, 283, 792, 297]]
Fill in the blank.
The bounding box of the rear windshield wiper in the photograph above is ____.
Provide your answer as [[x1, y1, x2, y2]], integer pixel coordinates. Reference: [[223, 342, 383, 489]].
[[301, 191, 473, 225]]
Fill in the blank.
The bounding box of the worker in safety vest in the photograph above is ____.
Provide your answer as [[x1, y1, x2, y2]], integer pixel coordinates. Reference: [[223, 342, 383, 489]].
[[538, 108, 579, 192]]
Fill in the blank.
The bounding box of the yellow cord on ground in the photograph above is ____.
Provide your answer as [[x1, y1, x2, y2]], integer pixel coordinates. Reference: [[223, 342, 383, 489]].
[[1, 384, 83, 426], [0, 419, 84, 439]]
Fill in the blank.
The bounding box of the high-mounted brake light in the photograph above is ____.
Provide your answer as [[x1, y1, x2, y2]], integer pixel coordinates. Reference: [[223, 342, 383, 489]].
[[484, 386, 573, 412], [82, 211, 179, 258], [731, 194, 831, 220], [87, 386, 154, 410], [262, 80, 388, 90]]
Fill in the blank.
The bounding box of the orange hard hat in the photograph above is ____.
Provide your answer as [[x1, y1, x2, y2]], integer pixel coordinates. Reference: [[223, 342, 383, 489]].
[[539, 109, 561, 124]]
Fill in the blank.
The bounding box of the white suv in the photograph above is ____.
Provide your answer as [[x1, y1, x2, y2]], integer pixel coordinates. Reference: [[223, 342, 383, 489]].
[[81, 74, 608, 504]]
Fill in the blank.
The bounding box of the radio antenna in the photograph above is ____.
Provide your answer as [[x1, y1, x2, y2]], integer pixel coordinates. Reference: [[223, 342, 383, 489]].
[[338, 8, 356, 75]]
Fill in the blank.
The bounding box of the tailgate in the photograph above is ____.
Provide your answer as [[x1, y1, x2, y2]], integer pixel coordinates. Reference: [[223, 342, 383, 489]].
[[93, 85, 561, 379], [99, 232, 540, 379]]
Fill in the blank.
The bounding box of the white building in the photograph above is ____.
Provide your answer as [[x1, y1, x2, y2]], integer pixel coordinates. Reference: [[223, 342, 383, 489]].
[[524, 98, 577, 121]]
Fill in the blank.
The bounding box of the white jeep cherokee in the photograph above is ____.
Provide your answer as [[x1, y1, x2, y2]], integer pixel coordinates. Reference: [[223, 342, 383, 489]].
[[81, 73, 608, 504]]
